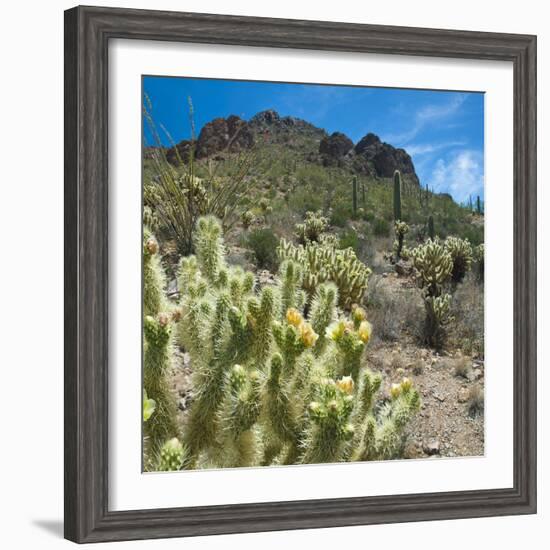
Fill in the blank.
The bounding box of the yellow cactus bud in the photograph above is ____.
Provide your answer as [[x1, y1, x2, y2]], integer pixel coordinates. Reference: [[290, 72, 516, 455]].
[[390, 383, 401, 399], [146, 237, 159, 255], [309, 401, 321, 414], [299, 322, 319, 348], [400, 377, 412, 392], [352, 306, 367, 323], [157, 312, 170, 327], [358, 320, 373, 343], [326, 320, 349, 341], [171, 308, 182, 322], [286, 307, 303, 327], [336, 376, 354, 395]]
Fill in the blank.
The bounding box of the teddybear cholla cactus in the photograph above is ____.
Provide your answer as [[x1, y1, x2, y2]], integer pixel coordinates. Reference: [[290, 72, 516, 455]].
[[393, 220, 410, 261], [444, 236, 473, 283], [295, 210, 329, 244], [170, 215, 419, 469], [473, 243, 485, 282], [412, 239, 453, 348], [277, 236, 371, 310]]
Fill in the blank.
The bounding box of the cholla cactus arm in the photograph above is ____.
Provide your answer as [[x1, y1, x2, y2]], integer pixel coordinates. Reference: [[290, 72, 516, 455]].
[[261, 353, 299, 464], [326, 317, 371, 383], [143, 313, 179, 468], [309, 283, 338, 355], [374, 379, 421, 460], [184, 293, 232, 464], [444, 236, 474, 283], [301, 377, 355, 464], [158, 438, 188, 471], [251, 286, 276, 370], [278, 260, 303, 314], [193, 215, 227, 286], [143, 228, 167, 317], [218, 366, 262, 467]]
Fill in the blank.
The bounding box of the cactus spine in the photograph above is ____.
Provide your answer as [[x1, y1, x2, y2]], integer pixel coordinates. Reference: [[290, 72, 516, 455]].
[[393, 170, 402, 222]]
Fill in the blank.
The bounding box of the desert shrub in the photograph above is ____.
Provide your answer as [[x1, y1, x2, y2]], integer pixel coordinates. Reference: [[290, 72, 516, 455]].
[[247, 227, 279, 271], [467, 384, 484, 417], [143, 97, 258, 254], [373, 217, 390, 237], [453, 356, 473, 379], [451, 273, 484, 357], [330, 201, 350, 227], [169, 216, 421, 469], [365, 276, 423, 343], [339, 228, 360, 252]]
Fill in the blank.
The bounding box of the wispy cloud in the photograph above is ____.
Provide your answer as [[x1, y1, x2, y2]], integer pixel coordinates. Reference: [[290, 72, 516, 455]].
[[406, 140, 466, 156], [278, 85, 367, 122], [429, 150, 484, 203], [384, 94, 468, 145]]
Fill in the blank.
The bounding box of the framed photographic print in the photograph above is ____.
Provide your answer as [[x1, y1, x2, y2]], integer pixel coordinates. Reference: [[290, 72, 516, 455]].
[[64, 5, 537, 543]]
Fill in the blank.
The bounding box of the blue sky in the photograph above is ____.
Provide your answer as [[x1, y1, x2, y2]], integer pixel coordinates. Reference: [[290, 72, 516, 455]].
[[143, 76, 484, 203]]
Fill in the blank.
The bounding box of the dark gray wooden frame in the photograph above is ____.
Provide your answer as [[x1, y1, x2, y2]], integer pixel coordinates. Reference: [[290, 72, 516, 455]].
[[64, 5, 537, 544]]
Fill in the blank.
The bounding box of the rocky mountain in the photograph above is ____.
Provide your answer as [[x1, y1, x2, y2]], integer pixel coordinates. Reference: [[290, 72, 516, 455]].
[[162, 109, 419, 184]]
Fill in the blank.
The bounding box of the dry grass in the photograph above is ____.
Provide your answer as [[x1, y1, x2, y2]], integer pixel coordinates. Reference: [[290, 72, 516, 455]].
[[453, 356, 473, 379], [451, 273, 484, 357], [467, 384, 484, 417], [366, 275, 424, 343]]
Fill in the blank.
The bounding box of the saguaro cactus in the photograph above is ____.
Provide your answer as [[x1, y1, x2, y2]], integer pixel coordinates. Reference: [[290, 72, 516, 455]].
[[476, 195, 482, 214], [352, 176, 358, 217], [393, 170, 402, 221], [428, 215, 435, 240]]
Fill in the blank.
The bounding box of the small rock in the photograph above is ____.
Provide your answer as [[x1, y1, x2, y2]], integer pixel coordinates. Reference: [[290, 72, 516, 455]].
[[433, 391, 445, 402], [423, 440, 440, 455]]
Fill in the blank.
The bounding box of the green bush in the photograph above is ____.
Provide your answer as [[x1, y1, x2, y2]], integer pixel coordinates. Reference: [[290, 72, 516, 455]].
[[373, 217, 390, 237], [247, 228, 279, 271]]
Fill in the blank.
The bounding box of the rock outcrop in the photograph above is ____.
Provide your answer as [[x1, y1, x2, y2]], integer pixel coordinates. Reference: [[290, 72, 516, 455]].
[[319, 132, 354, 166], [353, 133, 419, 184], [195, 115, 254, 158]]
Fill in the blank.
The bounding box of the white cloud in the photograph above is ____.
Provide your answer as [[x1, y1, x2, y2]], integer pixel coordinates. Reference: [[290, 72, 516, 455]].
[[406, 140, 466, 156], [384, 94, 468, 145], [429, 150, 484, 203]]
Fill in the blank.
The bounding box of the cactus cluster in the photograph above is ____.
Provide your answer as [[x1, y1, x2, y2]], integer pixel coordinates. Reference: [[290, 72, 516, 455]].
[[241, 210, 255, 230], [444, 236, 474, 283], [295, 210, 329, 244], [277, 236, 372, 310], [411, 239, 454, 348], [153, 215, 420, 470]]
